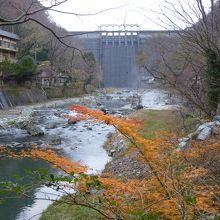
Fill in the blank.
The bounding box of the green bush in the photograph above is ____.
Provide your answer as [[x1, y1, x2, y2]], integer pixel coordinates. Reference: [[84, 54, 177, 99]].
[[15, 55, 36, 76], [0, 60, 16, 75]]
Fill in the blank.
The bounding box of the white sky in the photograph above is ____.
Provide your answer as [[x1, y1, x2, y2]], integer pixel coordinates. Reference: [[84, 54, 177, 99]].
[[43, 0, 212, 31]]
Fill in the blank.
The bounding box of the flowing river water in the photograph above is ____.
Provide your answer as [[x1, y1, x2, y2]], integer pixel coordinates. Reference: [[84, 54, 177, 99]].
[[0, 89, 179, 220]]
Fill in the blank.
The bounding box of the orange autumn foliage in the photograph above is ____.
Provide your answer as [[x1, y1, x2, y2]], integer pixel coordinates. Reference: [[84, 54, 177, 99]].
[[68, 105, 220, 219], [29, 148, 87, 173], [1, 105, 220, 219], [1, 147, 87, 174], [69, 105, 168, 160]]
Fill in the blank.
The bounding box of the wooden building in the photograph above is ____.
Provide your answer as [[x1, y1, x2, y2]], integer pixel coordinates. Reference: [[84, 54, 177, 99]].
[[35, 66, 71, 87], [0, 29, 19, 62]]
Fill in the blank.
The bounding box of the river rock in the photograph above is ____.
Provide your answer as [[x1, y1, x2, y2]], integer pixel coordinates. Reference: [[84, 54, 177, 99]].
[[187, 131, 199, 140], [115, 139, 125, 152], [16, 120, 30, 129], [122, 89, 130, 93], [106, 95, 112, 100], [6, 142, 24, 149], [45, 122, 58, 129], [47, 135, 61, 145], [107, 132, 114, 138], [178, 137, 190, 143], [178, 141, 187, 149], [121, 97, 127, 102], [25, 124, 44, 136], [213, 115, 220, 122], [197, 126, 212, 140], [116, 91, 122, 95], [54, 112, 61, 117], [100, 108, 107, 114], [23, 141, 43, 147], [109, 149, 116, 157], [68, 118, 77, 125], [108, 139, 126, 157], [197, 122, 215, 132], [12, 142, 24, 148], [96, 102, 102, 106]]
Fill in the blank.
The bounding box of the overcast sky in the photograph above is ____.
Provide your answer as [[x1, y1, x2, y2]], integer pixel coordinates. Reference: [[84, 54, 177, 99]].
[[43, 0, 211, 31]]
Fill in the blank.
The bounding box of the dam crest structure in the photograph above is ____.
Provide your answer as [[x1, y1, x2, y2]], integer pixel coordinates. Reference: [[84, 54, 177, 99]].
[[71, 24, 176, 88]]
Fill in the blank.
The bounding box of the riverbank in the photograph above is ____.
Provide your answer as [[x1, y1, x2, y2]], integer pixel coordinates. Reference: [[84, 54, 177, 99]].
[[0, 91, 97, 127], [0, 87, 179, 127], [0, 88, 185, 220], [0, 88, 146, 220], [102, 109, 199, 180], [40, 108, 199, 220], [39, 106, 220, 220], [0, 90, 113, 220]]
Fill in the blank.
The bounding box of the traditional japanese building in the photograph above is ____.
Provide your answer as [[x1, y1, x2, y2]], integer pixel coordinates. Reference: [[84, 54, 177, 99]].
[[0, 29, 19, 62]]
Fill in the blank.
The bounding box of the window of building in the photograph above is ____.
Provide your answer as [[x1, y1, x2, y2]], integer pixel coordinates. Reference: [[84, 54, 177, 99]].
[[10, 43, 17, 49], [1, 41, 10, 48]]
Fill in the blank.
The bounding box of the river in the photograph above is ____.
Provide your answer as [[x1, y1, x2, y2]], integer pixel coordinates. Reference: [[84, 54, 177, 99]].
[[0, 89, 179, 220]]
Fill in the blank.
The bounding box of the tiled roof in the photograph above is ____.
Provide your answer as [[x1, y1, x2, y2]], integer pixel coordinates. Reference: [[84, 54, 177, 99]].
[[0, 29, 19, 40]]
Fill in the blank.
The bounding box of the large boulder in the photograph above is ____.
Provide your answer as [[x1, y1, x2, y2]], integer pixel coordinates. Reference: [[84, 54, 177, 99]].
[[6, 142, 24, 150], [17, 120, 44, 136], [197, 126, 212, 141], [213, 115, 220, 122], [197, 122, 215, 131], [178, 116, 220, 149], [26, 124, 44, 136], [47, 135, 61, 145], [195, 121, 216, 141], [178, 141, 187, 149], [16, 120, 30, 129], [45, 122, 58, 129], [108, 139, 126, 157]]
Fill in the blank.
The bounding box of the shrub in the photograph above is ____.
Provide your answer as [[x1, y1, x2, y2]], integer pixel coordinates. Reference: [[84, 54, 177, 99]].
[[0, 60, 16, 75], [15, 55, 36, 76]]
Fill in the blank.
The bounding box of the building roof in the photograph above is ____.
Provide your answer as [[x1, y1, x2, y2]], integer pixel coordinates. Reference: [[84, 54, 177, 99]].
[[0, 29, 19, 40]]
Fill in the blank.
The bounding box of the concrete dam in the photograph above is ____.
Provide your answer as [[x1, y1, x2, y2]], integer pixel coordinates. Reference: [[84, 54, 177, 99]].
[[73, 25, 174, 88]]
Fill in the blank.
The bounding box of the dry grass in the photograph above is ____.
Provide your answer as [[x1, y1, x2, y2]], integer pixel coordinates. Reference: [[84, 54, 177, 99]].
[[132, 109, 199, 139]]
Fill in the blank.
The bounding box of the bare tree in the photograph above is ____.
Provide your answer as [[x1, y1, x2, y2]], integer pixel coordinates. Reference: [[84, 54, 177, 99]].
[[0, 0, 123, 50], [0, 0, 112, 88], [138, 0, 220, 115]]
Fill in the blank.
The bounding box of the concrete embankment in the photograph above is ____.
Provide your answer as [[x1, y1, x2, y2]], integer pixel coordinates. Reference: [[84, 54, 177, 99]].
[[0, 87, 47, 109], [0, 85, 86, 110]]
